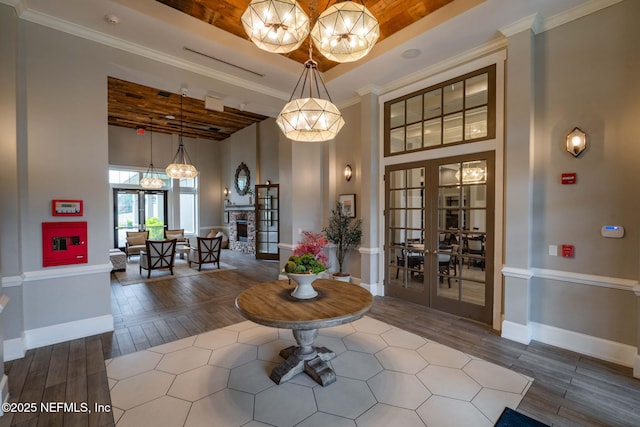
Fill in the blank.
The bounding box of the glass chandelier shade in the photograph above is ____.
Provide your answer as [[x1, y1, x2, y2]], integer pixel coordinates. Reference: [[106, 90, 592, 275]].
[[140, 118, 164, 189], [276, 51, 344, 142], [166, 94, 199, 179], [277, 97, 344, 142], [455, 166, 487, 184], [310, 0, 380, 63], [241, 0, 310, 54]]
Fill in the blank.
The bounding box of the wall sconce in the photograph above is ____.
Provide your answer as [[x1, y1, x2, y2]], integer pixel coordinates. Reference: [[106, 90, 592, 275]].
[[566, 127, 587, 157], [223, 187, 230, 197], [344, 164, 353, 181]]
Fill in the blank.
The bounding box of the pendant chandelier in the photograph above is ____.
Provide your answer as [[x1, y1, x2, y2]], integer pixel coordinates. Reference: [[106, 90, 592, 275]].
[[276, 47, 345, 142], [140, 117, 164, 189], [241, 0, 310, 54], [165, 91, 198, 179], [242, 0, 379, 64], [310, 1, 379, 63]]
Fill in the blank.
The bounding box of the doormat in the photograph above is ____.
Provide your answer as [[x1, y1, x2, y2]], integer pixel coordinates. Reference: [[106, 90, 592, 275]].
[[495, 407, 549, 427]]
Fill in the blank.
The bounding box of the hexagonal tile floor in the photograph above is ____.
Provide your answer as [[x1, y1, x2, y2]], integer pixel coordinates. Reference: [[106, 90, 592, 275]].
[[107, 316, 533, 426]]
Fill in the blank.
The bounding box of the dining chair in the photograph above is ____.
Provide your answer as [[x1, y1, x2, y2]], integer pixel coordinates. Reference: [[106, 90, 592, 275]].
[[139, 239, 177, 278], [188, 236, 222, 271], [467, 238, 485, 270]]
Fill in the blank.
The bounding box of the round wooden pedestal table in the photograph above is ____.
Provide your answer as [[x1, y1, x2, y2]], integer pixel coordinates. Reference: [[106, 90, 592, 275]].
[[235, 278, 373, 387]]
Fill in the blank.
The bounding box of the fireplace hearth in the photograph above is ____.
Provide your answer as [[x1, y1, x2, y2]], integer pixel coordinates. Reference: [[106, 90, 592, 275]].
[[227, 208, 255, 254]]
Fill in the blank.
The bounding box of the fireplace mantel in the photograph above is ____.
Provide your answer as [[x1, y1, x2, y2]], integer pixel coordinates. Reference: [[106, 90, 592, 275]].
[[225, 205, 255, 211]]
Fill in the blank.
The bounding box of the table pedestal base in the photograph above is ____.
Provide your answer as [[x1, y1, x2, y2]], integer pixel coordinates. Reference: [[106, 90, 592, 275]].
[[269, 329, 337, 386]]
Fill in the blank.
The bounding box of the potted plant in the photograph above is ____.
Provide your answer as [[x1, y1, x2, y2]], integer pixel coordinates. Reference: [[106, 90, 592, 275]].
[[283, 231, 328, 299], [323, 202, 362, 281]]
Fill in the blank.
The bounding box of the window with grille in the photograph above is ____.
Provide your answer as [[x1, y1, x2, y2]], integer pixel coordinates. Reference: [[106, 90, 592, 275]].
[[384, 65, 496, 156]]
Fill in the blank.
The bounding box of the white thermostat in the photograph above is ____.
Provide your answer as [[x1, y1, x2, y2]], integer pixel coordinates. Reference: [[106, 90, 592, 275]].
[[601, 225, 624, 238]]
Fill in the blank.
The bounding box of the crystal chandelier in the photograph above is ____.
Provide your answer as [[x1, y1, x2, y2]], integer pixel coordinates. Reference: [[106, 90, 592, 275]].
[[140, 117, 164, 189], [310, 0, 379, 63], [276, 48, 345, 142], [241, 0, 310, 54], [165, 91, 198, 179]]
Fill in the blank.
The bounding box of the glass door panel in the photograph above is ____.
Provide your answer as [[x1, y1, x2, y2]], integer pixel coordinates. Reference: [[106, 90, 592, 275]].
[[144, 191, 166, 240], [255, 184, 279, 260], [113, 189, 168, 248], [115, 190, 140, 248], [431, 155, 493, 324], [386, 165, 428, 302]]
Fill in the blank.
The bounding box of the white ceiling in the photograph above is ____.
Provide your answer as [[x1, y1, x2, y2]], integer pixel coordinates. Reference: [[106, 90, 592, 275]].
[[7, 0, 614, 118]]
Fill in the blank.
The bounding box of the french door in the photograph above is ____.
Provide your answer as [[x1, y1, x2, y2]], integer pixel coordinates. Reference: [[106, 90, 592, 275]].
[[385, 152, 494, 324], [113, 189, 168, 249], [255, 184, 279, 260]]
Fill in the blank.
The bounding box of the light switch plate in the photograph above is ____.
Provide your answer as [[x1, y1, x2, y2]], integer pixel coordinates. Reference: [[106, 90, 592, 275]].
[[549, 245, 558, 256]]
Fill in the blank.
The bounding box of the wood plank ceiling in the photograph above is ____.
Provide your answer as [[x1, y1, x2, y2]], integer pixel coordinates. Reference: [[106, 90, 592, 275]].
[[108, 77, 268, 141], [108, 1, 454, 141], [155, 0, 455, 72]]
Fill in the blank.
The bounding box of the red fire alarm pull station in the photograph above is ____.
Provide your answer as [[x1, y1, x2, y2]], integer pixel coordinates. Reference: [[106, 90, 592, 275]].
[[42, 221, 88, 267], [561, 173, 577, 184], [561, 244, 574, 258]]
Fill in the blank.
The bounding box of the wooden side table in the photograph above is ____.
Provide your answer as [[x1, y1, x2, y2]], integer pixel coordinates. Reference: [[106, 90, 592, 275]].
[[235, 279, 373, 386]]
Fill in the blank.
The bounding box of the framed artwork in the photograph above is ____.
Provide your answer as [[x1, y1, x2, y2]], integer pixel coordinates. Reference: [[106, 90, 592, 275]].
[[339, 194, 356, 218]]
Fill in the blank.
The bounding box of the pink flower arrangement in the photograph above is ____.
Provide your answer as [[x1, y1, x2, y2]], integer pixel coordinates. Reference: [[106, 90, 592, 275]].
[[293, 230, 329, 267]]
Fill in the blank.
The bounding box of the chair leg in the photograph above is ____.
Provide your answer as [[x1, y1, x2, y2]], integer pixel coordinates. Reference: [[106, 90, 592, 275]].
[[147, 270, 151, 278], [198, 264, 202, 272]]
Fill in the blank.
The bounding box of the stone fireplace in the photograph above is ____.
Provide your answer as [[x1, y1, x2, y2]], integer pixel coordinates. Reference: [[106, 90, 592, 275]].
[[228, 208, 256, 254]]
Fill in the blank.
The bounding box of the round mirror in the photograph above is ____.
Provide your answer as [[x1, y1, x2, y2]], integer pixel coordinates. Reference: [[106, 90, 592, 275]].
[[235, 162, 251, 196]]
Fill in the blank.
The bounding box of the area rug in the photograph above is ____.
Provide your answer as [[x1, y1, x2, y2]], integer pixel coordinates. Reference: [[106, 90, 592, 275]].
[[495, 407, 549, 426], [114, 257, 236, 285], [106, 316, 533, 427]]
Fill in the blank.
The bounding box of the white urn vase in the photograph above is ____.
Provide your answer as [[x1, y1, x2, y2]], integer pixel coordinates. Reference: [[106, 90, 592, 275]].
[[288, 273, 319, 299]]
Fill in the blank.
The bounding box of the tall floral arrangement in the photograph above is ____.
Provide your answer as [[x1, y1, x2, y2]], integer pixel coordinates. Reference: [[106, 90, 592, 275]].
[[284, 231, 328, 275], [292, 230, 329, 266]]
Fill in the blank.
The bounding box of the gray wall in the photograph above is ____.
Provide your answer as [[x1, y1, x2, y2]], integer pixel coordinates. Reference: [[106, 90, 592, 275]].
[[0, 1, 18, 398], [527, 1, 639, 344]]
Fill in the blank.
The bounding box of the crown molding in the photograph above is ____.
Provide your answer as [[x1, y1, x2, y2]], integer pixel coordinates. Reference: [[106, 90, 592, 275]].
[[499, 0, 624, 37], [499, 13, 541, 37], [540, 0, 624, 33], [16, 8, 290, 102]]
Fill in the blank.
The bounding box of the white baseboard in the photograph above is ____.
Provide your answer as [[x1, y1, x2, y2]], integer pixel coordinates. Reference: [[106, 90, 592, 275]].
[[530, 321, 636, 368], [4, 315, 114, 361], [4, 337, 25, 362], [501, 320, 531, 344], [501, 319, 637, 368]]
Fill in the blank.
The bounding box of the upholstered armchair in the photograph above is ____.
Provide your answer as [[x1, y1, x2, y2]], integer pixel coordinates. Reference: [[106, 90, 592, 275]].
[[125, 231, 149, 259], [139, 239, 177, 278], [164, 229, 189, 247], [188, 236, 222, 271]]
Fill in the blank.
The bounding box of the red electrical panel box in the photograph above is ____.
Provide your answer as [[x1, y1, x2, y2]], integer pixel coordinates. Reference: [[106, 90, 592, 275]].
[[42, 221, 88, 267]]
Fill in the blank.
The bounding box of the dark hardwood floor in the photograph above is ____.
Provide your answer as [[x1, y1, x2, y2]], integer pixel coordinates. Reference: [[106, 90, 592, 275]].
[[2, 249, 639, 426]]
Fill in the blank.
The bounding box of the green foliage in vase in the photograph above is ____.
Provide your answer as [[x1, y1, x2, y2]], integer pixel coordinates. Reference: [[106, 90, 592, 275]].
[[323, 202, 362, 274], [284, 254, 326, 275]]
